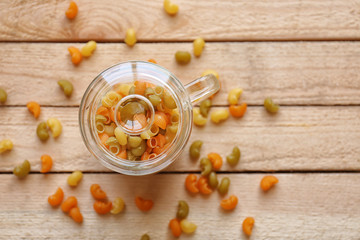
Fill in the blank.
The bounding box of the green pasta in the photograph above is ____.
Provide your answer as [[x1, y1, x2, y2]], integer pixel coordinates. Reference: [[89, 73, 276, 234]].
[[208, 172, 219, 189], [144, 87, 155, 97], [131, 140, 147, 157], [148, 94, 161, 107], [200, 157, 212, 176], [36, 122, 49, 141], [264, 97, 279, 113], [128, 136, 143, 148], [218, 177, 230, 195], [199, 99, 212, 117], [57, 80, 73, 97], [226, 146, 241, 165], [176, 200, 189, 220], [154, 86, 164, 98], [13, 160, 31, 178], [189, 140, 203, 159]]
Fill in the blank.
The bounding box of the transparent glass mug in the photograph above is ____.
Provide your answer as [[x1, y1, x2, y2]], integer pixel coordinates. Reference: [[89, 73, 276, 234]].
[[79, 61, 219, 176]]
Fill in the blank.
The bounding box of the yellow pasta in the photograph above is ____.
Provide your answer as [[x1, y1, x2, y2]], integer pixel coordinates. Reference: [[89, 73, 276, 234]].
[[210, 109, 229, 123], [105, 136, 118, 146], [125, 28, 137, 47], [201, 69, 219, 80], [114, 127, 127, 145], [180, 219, 197, 234], [193, 38, 205, 57], [104, 123, 116, 136], [116, 83, 133, 96], [102, 91, 122, 108], [47, 118, 62, 138], [67, 171, 83, 187], [163, 0, 179, 15], [111, 197, 125, 214], [228, 88, 243, 105], [193, 108, 207, 126], [0, 139, 13, 153], [109, 143, 121, 155], [95, 114, 107, 123], [81, 40, 97, 57]]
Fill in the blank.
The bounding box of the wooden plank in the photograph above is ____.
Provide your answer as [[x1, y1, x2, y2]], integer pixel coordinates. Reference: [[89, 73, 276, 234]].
[[1, 0, 360, 41], [1, 106, 359, 172], [1, 42, 360, 106], [0, 173, 359, 239]]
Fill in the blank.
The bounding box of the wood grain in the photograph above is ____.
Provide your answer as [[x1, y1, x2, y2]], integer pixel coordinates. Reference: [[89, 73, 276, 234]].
[[1, 106, 359, 172], [0, 173, 359, 239], [1, 0, 360, 41], [1, 42, 360, 106]]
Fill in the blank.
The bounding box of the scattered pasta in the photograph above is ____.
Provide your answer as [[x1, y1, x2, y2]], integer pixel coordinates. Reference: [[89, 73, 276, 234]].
[[169, 218, 182, 237], [48, 187, 64, 207], [111, 197, 125, 214], [176, 200, 189, 220], [135, 196, 154, 212], [228, 88, 243, 105], [69, 206, 83, 223], [68, 47, 82, 65], [27, 101, 41, 119], [218, 177, 230, 195], [220, 195, 238, 210], [40, 154, 53, 173], [185, 174, 199, 194], [13, 160, 31, 178], [197, 176, 212, 195], [65, 1, 78, 19], [189, 140, 203, 159], [58, 80, 73, 97], [264, 97, 279, 113], [175, 51, 191, 65], [193, 38, 205, 57], [210, 109, 229, 124], [0, 139, 13, 153], [163, 0, 179, 15], [260, 175, 279, 192], [81, 40, 97, 57], [226, 146, 240, 166], [36, 122, 49, 141], [67, 171, 83, 187], [229, 103, 247, 118], [193, 108, 207, 126], [90, 184, 107, 200], [125, 28, 137, 47], [180, 219, 197, 234], [47, 118, 62, 138], [61, 196, 78, 213], [242, 217, 255, 237]]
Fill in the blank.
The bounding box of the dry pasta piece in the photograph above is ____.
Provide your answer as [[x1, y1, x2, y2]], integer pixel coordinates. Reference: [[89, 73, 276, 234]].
[[228, 88, 243, 105], [68, 47, 82, 65], [134, 81, 146, 95], [40, 154, 53, 173], [154, 111, 167, 129], [69, 206, 83, 223], [210, 109, 229, 124], [0, 139, 13, 153], [193, 108, 207, 126], [149, 153, 157, 159], [48, 187, 64, 207], [125, 28, 137, 47], [67, 171, 83, 187], [229, 103, 247, 118], [193, 37, 205, 57], [90, 184, 107, 200], [185, 174, 199, 193], [47, 118, 62, 138], [117, 149, 127, 159], [135, 196, 154, 212], [147, 137, 157, 148], [164, 0, 179, 15], [155, 134, 166, 148], [169, 218, 182, 237], [65, 1, 78, 19], [180, 219, 197, 234], [81, 40, 97, 57], [260, 175, 279, 192], [27, 101, 40, 119], [111, 197, 125, 214], [264, 97, 279, 113], [93, 200, 112, 214], [197, 176, 212, 195], [13, 160, 31, 178], [148, 59, 157, 64], [61, 196, 78, 213], [0, 88, 7, 103], [242, 217, 255, 237], [207, 153, 223, 170], [220, 195, 238, 210]]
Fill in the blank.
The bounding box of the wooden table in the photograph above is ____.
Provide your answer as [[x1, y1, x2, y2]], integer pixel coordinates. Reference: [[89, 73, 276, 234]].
[[1, 1, 360, 239]]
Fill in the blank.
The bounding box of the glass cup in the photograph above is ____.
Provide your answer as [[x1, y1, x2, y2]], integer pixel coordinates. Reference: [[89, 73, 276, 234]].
[[79, 61, 219, 175]]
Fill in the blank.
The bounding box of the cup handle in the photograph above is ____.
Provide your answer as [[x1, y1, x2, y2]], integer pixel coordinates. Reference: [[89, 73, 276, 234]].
[[184, 74, 220, 104]]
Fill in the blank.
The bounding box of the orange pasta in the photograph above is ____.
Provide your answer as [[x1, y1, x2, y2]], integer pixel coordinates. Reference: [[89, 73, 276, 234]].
[[26, 101, 41, 119], [197, 176, 212, 195], [96, 106, 111, 124], [229, 103, 247, 118], [169, 218, 182, 237], [48, 187, 64, 207], [155, 134, 166, 148], [98, 133, 110, 147], [185, 174, 199, 194], [109, 106, 121, 122], [117, 149, 127, 159], [69, 207, 83, 223], [61, 196, 78, 213], [260, 175, 279, 192], [90, 184, 107, 200], [145, 82, 156, 88], [65, 1, 78, 19], [208, 153, 223, 170], [154, 111, 167, 129], [148, 59, 157, 64], [40, 154, 53, 173], [93, 200, 112, 214], [134, 113, 147, 128], [134, 81, 146, 95], [147, 137, 157, 148], [220, 195, 238, 210], [135, 196, 154, 212], [149, 153, 157, 159], [141, 151, 150, 160], [242, 217, 255, 237], [68, 47, 82, 65]]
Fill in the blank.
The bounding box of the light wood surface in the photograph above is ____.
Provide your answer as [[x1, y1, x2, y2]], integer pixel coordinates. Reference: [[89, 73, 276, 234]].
[[0, 0, 360, 41], [1, 106, 359, 172], [1, 42, 360, 106], [1, 174, 359, 239], [0, 0, 359, 239]]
